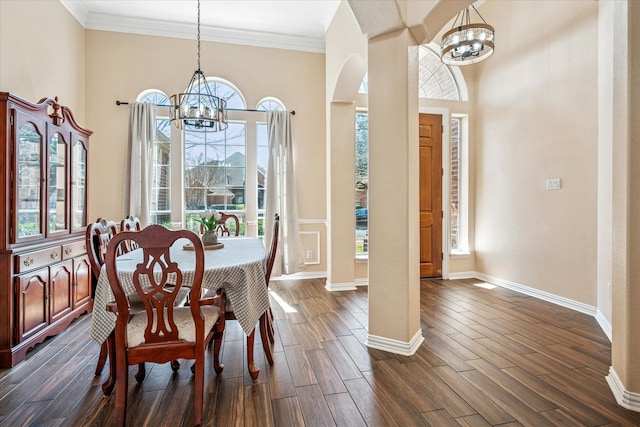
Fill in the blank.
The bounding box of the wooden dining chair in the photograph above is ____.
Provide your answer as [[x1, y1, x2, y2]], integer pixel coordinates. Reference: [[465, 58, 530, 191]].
[[86, 217, 121, 375], [119, 215, 141, 253], [88, 217, 185, 379], [199, 212, 240, 237], [103, 225, 226, 426], [259, 213, 279, 364], [205, 213, 279, 368]]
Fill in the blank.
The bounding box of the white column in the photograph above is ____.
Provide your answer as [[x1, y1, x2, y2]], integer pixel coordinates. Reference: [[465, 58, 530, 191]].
[[366, 28, 423, 355]]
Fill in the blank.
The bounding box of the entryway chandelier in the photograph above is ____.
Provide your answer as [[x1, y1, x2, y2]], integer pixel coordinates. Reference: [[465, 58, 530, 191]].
[[440, 4, 495, 66], [170, 0, 228, 131]]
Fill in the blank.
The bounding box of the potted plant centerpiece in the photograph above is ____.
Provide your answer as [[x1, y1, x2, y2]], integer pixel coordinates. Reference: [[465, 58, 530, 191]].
[[198, 210, 223, 246]]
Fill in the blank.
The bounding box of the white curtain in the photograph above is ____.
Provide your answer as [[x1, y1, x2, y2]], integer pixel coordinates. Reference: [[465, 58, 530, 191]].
[[265, 111, 306, 276], [125, 103, 155, 227]]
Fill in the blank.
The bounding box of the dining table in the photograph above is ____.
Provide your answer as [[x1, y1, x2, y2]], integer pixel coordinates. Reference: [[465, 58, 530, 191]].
[[90, 236, 270, 381]]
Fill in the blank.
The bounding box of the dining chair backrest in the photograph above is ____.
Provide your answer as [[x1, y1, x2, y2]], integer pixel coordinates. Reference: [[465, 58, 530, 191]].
[[199, 212, 240, 237], [265, 213, 280, 284], [105, 225, 206, 345], [120, 215, 142, 253], [85, 217, 118, 285]]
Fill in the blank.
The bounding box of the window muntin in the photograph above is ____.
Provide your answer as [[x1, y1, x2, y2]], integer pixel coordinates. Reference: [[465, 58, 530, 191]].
[[418, 46, 460, 101]]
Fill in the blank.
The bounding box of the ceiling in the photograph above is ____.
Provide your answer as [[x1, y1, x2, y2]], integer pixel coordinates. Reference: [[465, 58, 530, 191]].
[[60, 0, 342, 53]]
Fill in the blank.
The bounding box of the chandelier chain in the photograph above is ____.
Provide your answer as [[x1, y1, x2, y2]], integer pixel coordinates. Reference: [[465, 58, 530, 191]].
[[197, 0, 201, 71]]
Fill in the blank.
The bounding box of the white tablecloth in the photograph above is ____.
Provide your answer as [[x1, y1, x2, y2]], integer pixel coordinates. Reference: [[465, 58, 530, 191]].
[[90, 237, 269, 344]]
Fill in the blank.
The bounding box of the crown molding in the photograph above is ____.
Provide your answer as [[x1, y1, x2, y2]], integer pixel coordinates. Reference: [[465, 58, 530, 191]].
[[59, 2, 325, 53]]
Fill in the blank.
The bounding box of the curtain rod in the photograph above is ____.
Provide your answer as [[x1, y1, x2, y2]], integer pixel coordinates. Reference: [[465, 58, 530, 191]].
[[115, 100, 295, 115]]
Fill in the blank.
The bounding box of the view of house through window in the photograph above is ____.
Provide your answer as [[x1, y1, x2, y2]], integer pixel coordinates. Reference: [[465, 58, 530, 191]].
[[184, 122, 246, 235]]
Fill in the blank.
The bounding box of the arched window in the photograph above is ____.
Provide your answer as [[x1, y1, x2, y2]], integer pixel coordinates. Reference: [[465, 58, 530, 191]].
[[137, 90, 172, 226], [257, 97, 285, 111], [418, 45, 461, 101]]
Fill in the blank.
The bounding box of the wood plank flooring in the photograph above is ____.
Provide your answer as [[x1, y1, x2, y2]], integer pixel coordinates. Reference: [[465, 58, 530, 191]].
[[1, 277, 639, 426]]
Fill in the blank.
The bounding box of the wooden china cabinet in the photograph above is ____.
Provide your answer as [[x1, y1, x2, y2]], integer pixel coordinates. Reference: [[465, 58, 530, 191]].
[[0, 93, 92, 367]]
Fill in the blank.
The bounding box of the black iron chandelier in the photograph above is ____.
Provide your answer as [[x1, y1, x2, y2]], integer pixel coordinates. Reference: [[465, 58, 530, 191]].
[[170, 0, 228, 131]]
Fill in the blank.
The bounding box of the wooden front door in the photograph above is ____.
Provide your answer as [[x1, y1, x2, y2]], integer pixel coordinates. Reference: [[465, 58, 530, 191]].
[[419, 113, 442, 277]]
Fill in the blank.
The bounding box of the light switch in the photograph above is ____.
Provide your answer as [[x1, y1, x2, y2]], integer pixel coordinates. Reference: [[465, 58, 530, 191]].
[[546, 178, 561, 190]]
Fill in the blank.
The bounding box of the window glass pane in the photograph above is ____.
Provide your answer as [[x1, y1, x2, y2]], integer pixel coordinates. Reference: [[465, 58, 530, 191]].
[[151, 117, 171, 224], [359, 74, 368, 94], [139, 89, 172, 226], [208, 81, 246, 110], [451, 117, 461, 250], [257, 124, 268, 215], [355, 112, 368, 255]]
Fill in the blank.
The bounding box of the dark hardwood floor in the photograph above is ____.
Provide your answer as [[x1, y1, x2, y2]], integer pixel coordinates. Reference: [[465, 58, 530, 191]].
[[1, 277, 639, 426]]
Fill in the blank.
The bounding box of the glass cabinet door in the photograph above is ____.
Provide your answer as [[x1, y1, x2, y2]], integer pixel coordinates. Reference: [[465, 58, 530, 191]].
[[16, 117, 44, 240], [48, 131, 68, 234], [71, 136, 87, 232]]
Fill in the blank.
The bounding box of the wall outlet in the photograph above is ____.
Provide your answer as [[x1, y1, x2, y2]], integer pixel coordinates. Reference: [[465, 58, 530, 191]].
[[306, 250, 313, 259]]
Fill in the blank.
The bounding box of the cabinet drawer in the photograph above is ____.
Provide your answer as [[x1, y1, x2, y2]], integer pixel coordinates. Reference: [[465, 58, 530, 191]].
[[62, 241, 86, 260], [15, 246, 63, 274]]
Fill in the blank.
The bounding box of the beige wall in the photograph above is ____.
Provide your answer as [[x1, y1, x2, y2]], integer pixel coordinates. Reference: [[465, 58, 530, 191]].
[[473, 0, 598, 305], [0, 0, 86, 121], [83, 30, 328, 272]]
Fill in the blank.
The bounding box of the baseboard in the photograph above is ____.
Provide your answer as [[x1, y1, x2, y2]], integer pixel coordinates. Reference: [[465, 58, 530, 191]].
[[447, 271, 479, 280], [595, 309, 612, 341], [325, 280, 357, 291], [366, 329, 424, 356], [606, 367, 640, 412], [270, 270, 327, 281], [472, 272, 597, 317], [354, 278, 369, 287]]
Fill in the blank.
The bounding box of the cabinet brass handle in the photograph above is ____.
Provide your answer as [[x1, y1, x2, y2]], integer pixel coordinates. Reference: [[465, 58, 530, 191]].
[[64, 247, 72, 255], [23, 257, 34, 266], [50, 250, 59, 260]]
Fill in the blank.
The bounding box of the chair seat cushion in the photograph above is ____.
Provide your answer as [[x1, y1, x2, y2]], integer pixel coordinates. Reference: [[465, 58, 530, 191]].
[[126, 305, 220, 348]]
